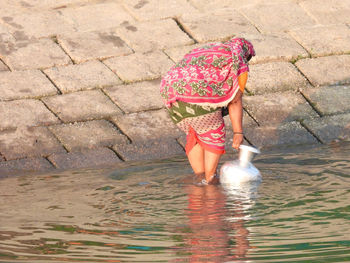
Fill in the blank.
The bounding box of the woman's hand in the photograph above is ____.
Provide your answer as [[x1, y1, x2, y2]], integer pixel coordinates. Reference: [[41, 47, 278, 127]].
[[232, 133, 243, 150]]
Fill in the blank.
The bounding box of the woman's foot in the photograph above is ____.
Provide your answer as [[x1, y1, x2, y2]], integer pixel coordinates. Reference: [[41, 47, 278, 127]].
[[194, 173, 220, 186]]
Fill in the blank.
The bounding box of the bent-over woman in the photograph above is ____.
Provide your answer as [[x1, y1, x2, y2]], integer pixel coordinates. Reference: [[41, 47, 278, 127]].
[[160, 37, 255, 185]]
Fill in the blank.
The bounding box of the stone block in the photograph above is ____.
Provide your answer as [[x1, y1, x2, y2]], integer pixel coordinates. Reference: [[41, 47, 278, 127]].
[[0, 70, 58, 101], [289, 25, 350, 57], [299, 0, 350, 25], [303, 113, 350, 143], [116, 19, 194, 52], [295, 55, 350, 87], [0, 157, 53, 177], [111, 109, 182, 143], [1, 38, 72, 70], [240, 2, 315, 33], [103, 51, 174, 83], [0, 23, 14, 36], [104, 80, 164, 113], [57, 30, 133, 64], [61, 2, 135, 32], [113, 139, 185, 161], [17, 0, 90, 10], [44, 60, 121, 93], [247, 62, 308, 94], [242, 33, 308, 64], [122, 0, 198, 21], [243, 91, 318, 125], [178, 8, 259, 43], [48, 148, 121, 169], [48, 120, 129, 152], [0, 60, 8, 71], [0, 99, 60, 130], [301, 86, 350, 116], [188, 0, 287, 11], [42, 90, 122, 123], [244, 121, 318, 149], [164, 44, 202, 63], [0, 127, 65, 160], [1, 11, 76, 38]]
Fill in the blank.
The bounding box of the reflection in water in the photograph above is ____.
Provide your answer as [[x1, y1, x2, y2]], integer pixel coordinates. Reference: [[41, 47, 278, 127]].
[[0, 143, 350, 262], [184, 183, 257, 262]]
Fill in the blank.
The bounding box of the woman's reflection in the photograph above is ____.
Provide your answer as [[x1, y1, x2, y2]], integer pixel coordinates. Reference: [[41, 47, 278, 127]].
[[183, 184, 252, 262]]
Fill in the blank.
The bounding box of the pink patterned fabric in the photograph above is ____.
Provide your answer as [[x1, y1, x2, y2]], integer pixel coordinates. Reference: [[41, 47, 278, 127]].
[[177, 110, 226, 154], [160, 38, 255, 108]]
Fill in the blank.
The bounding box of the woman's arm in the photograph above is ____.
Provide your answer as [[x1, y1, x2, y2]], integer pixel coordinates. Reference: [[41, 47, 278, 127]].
[[228, 72, 248, 149]]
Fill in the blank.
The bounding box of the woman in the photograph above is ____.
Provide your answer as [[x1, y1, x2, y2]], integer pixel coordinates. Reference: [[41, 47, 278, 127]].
[[160, 38, 255, 185]]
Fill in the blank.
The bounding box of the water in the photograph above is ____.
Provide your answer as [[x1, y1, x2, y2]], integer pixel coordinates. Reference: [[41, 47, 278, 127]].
[[0, 142, 350, 263]]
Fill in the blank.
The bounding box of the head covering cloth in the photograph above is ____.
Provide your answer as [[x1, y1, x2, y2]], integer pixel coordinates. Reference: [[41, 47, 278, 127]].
[[160, 37, 255, 108]]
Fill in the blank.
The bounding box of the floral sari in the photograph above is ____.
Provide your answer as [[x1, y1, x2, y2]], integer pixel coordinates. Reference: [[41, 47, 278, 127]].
[[160, 38, 255, 155]]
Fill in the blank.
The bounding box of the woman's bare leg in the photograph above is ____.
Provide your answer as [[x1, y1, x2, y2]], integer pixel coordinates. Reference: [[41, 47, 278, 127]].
[[204, 150, 221, 182], [187, 143, 205, 175]]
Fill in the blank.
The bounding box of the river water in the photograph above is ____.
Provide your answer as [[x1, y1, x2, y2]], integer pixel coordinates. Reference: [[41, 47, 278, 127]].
[[0, 142, 350, 263]]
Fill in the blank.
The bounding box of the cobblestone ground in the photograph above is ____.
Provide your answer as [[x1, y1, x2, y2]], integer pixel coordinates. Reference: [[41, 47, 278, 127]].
[[0, 0, 349, 174]]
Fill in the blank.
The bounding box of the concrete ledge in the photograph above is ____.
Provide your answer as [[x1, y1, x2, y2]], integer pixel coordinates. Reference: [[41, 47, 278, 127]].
[[303, 113, 350, 143], [48, 148, 122, 170], [295, 55, 350, 87], [300, 85, 350, 116], [247, 62, 308, 94], [113, 139, 185, 162], [0, 157, 53, 178], [244, 121, 319, 149], [243, 91, 318, 125]]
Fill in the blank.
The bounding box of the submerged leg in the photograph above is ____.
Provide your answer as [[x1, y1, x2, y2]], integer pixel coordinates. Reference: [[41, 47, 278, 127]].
[[204, 150, 221, 183], [187, 143, 205, 175]]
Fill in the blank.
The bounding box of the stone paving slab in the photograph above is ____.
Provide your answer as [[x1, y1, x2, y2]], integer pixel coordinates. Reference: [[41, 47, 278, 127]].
[[243, 91, 318, 125], [0, 99, 60, 130], [113, 139, 185, 162], [116, 19, 194, 52], [303, 113, 350, 143], [42, 89, 122, 123], [164, 44, 202, 63], [48, 147, 122, 170], [188, 0, 287, 11], [122, 0, 198, 21], [299, 0, 350, 25], [300, 86, 350, 116], [244, 121, 319, 149], [242, 33, 308, 64], [103, 51, 174, 83], [60, 2, 135, 32], [179, 8, 259, 43], [0, 157, 53, 178], [0, 127, 65, 160], [111, 109, 182, 143], [0, 70, 58, 101], [0, 60, 8, 71], [1, 38, 72, 70], [44, 60, 122, 94], [240, 2, 316, 33], [104, 80, 164, 113], [295, 55, 350, 87], [17, 0, 90, 10], [48, 120, 129, 152], [246, 62, 309, 94], [57, 30, 133, 64], [289, 25, 350, 57], [1, 11, 76, 38]]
